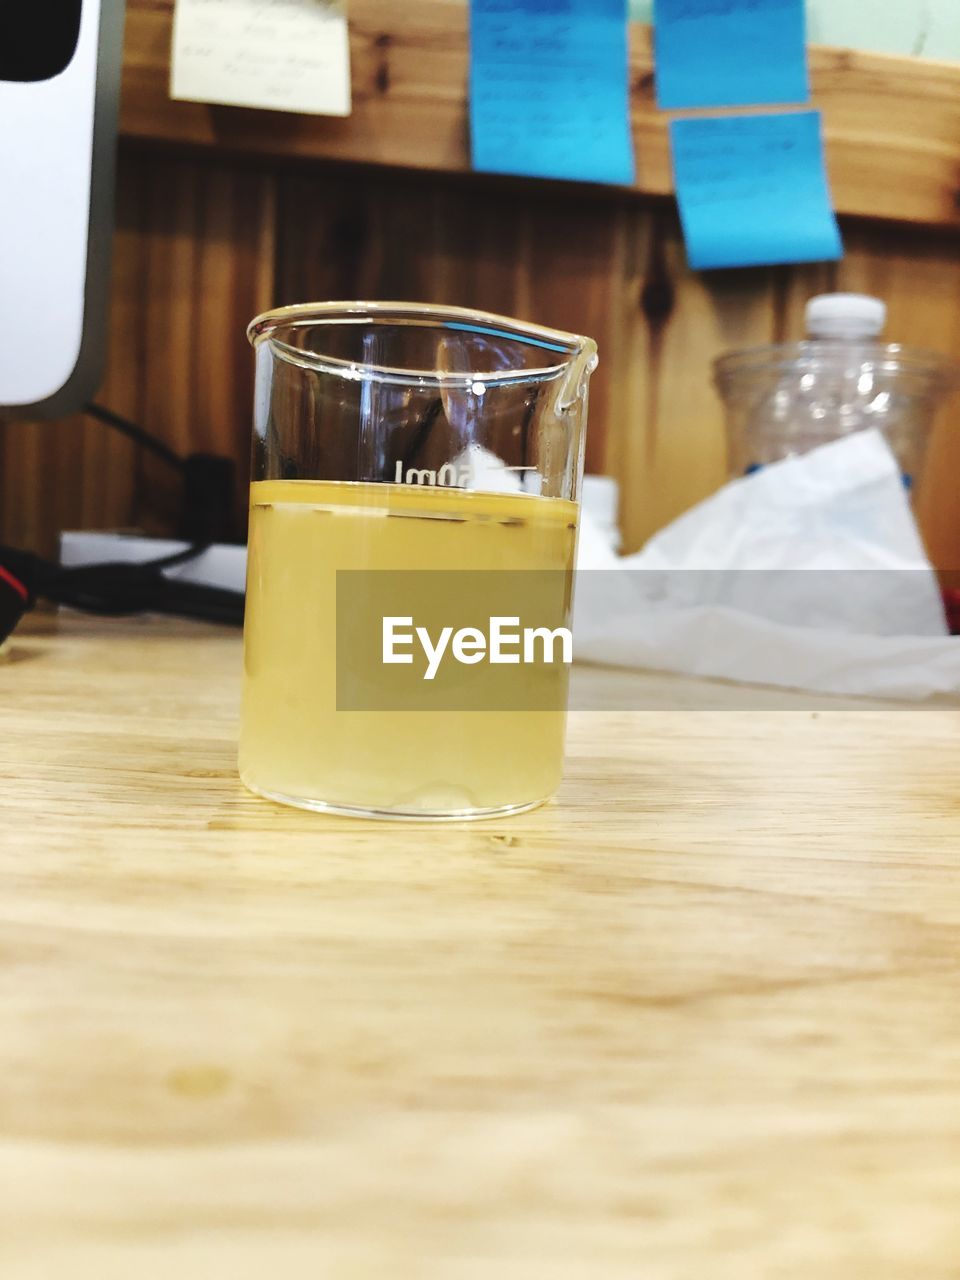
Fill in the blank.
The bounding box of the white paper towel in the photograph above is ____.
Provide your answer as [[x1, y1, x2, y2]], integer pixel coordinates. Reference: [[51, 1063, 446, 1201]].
[[574, 431, 960, 699]]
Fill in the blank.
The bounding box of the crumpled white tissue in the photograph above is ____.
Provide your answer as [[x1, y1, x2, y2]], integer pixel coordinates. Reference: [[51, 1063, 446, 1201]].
[[574, 430, 960, 699]]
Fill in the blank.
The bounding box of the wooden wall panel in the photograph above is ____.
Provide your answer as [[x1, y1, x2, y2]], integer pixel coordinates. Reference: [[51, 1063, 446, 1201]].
[[274, 169, 766, 549], [275, 170, 635, 480], [607, 215, 778, 550], [135, 155, 276, 535], [837, 226, 960, 573], [273, 166, 960, 557], [3, 148, 960, 572]]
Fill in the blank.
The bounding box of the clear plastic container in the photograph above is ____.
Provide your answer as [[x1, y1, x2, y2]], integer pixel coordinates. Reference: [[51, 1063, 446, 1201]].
[[715, 293, 958, 492]]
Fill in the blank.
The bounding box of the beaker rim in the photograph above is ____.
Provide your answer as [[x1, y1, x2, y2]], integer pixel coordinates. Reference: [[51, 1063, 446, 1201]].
[[247, 301, 598, 390]]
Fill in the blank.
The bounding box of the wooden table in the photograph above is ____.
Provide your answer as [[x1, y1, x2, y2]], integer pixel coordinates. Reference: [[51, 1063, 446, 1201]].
[[3, 613, 960, 1278]]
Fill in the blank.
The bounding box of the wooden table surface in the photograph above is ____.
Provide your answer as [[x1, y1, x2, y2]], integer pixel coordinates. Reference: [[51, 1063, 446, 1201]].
[[3, 613, 960, 1278]]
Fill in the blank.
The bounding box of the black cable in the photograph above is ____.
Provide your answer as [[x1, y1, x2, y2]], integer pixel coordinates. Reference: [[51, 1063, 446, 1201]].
[[84, 401, 186, 473], [143, 542, 215, 572], [0, 541, 244, 639], [85, 401, 238, 543], [0, 407, 244, 641]]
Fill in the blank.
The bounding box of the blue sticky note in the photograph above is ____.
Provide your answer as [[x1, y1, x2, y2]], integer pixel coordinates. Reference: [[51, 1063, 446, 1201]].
[[470, 0, 635, 186], [654, 0, 808, 109], [670, 112, 843, 270]]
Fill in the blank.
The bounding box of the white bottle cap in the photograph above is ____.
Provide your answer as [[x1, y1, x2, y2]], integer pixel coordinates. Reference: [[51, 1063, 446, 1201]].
[[805, 293, 887, 340]]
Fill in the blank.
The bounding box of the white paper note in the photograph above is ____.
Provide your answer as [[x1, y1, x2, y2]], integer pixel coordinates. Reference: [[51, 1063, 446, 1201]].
[[171, 0, 351, 117]]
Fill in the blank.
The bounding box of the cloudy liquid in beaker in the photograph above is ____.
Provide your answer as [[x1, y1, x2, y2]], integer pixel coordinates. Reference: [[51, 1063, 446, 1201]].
[[239, 480, 578, 817]]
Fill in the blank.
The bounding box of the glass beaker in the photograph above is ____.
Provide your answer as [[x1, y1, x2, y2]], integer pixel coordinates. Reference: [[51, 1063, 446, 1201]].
[[239, 301, 597, 820]]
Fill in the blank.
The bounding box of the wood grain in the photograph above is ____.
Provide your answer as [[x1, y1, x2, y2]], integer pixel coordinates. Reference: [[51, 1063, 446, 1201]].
[[3, 613, 960, 1278], [136, 154, 276, 536], [840, 225, 960, 576], [120, 0, 960, 229], [275, 169, 640, 478], [606, 213, 778, 550]]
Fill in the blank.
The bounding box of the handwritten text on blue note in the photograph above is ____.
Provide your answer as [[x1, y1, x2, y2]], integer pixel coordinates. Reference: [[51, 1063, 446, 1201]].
[[654, 0, 808, 109], [670, 111, 843, 271], [470, 0, 635, 186]]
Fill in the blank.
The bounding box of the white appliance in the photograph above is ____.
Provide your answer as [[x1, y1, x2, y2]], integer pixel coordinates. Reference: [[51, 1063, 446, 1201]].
[[0, 0, 125, 416]]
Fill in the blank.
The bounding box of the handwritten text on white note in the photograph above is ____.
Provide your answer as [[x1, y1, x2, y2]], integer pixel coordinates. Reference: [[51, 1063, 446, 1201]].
[[171, 0, 351, 118]]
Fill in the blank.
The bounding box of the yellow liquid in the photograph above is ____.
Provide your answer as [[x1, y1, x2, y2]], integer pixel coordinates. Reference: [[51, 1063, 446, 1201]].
[[239, 480, 579, 817]]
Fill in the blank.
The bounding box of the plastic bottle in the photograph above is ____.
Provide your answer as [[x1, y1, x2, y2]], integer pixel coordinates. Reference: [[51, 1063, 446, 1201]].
[[714, 293, 956, 492]]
